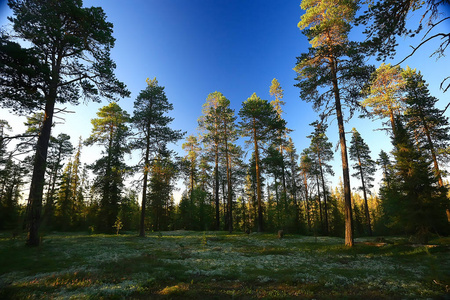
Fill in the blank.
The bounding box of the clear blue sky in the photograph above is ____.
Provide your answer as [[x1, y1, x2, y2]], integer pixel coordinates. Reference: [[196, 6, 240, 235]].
[[0, 0, 449, 199]]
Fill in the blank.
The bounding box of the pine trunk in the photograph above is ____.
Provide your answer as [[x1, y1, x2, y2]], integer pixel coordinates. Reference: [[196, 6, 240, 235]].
[[26, 97, 56, 246], [331, 60, 354, 247], [214, 148, 220, 230], [356, 151, 372, 236], [253, 119, 263, 232]]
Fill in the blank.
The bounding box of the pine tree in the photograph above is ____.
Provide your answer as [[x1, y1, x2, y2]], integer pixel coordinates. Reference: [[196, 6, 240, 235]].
[[0, 0, 129, 245], [355, 0, 449, 91], [131, 77, 183, 237], [85, 102, 130, 232], [300, 149, 314, 232], [217, 95, 238, 233], [285, 137, 303, 232], [198, 91, 238, 231], [198, 92, 222, 230], [269, 78, 290, 203], [307, 120, 334, 235], [349, 128, 376, 236], [295, 0, 373, 246], [239, 93, 285, 232], [362, 63, 406, 138]]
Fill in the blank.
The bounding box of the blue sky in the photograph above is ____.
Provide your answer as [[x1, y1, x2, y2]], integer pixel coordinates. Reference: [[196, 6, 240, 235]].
[[0, 0, 449, 200]]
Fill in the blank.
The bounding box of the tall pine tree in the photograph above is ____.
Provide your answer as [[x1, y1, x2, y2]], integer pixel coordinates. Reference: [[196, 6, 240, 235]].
[[295, 0, 373, 246]]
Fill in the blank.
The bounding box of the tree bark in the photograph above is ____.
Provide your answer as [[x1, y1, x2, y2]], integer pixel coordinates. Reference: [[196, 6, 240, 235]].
[[214, 146, 220, 230], [331, 59, 354, 247], [356, 150, 372, 236], [253, 119, 263, 232], [139, 132, 150, 237], [26, 97, 55, 246], [318, 160, 329, 235]]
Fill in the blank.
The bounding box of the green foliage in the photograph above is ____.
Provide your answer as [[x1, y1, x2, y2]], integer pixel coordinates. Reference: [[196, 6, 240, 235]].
[[402, 67, 450, 185], [239, 93, 285, 232], [380, 119, 449, 241], [0, 0, 129, 246], [355, 0, 449, 67], [296, 0, 374, 246], [131, 78, 183, 237], [147, 146, 179, 231], [86, 102, 130, 233], [349, 128, 376, 235]]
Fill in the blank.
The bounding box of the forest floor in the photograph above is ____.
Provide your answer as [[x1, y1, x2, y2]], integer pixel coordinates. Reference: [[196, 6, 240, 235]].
[[0, 231, 449, 299]]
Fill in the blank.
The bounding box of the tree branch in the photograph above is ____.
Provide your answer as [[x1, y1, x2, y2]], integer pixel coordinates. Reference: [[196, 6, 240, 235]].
[[397, 32, 450, 65]]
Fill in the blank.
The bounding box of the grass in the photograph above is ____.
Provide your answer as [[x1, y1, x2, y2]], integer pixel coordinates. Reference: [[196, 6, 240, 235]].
[[0, 231, 449, 299]]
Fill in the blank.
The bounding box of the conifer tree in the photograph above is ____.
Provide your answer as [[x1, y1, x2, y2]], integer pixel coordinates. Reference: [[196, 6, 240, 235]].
[[307, 121, 334, 235], [269, 78, 290, 201], [198, 92, 222, 229], [0, 0, 129, 245], [286, 137, 302, 229], [295, 0, 373, 246], [356, 0, 450, 92], [182, 135, 202, 196], [362, 63, 406, 138], [56, 160, 73, 230], [85, 102, 130, 232], [148, 146, 178, 231], [402, 67, 450, 187], [381, 119, 449, 242], [349, 128, 376, 236], [131, 78, 183, 237], [43, 133, 73, 228], [377, 150, 393, 189], [217, 96, 238, 233], [198, 92, 237, 230], [239, 93, 285, 232], [300, 148, 314, 232]]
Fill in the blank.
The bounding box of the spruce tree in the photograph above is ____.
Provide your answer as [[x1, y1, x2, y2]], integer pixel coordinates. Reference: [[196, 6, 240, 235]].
[[402, 67, 450, 187], [381, 119, 449, 242]]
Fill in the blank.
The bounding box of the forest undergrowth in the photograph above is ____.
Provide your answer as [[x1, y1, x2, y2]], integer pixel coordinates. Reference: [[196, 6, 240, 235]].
[[0, 231, 449, 299]]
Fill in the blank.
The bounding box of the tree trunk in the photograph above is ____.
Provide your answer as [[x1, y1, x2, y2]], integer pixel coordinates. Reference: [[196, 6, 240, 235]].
[[139, 134, 150, 237], [389, 109, 397, 139], [318, 161, 329, 235], [302, 172, 311, 232], [281, 156, 287, 211], [316, 175, 322, 230], [224, 119, 233, 233], [253, 119, 263, 232], [356, 151, 372, 236], [421, 114, 443, 187], [214, 146, 220, 230], [26, 97, 55, 246], [331, 59, 354, 247]]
